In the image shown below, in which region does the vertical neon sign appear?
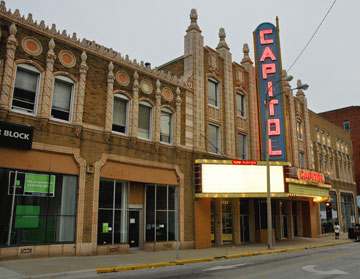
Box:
[254,22,287,161]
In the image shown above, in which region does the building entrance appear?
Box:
[240,215,250,242]
[129,209,141,248]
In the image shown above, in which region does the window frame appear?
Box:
[50,75,75,123]
[299,151,306,169]
[208,123,220,154]
[296,119,303,141]
[237,133,248,159]
[138,101,153,141]
[236,92,246,118]
[112,94,130,135]
[11,64,41,115]
[160,108,173,145]
[207,78,219,108]
[343,120,350,132]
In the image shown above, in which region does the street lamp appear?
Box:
[265,76,309,250]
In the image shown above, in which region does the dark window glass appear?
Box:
[113,96,128,133]
[97,209,112,245]
[156,211,167,241]
[156,186,167,210]
[99,180,114,209]
[168,211,175,241]
[168,187,175,210]
[240,199,249,215]
[208,79,218,107]
[146,186,155,241]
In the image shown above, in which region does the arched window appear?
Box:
[160,108,173,144]
[138,101,152,140]
[51,75,75,122]
[112,94,129,134]
[12,64,41,115]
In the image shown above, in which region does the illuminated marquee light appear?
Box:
[297,169,325,184]
[254,22,287,161]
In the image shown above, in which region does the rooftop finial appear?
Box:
[241,43,252,64]
[188,9,200,30]
[9,23,17,36]
[217,28,228,49]
[296,79,305,97]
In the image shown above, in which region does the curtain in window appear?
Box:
[52,80,72,111]
[138,104,151,139]
[160,111,172,143]
[113,98,127,126]
[209,124,219,154]
[15,69,38,92]
[57,175,77,242]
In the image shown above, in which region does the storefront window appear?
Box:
[0,168,77,246]
[341,192,355,233]
[222,200,233,242]
[97,179,129,245]
[320,192,338,233]
[145,185,177,242]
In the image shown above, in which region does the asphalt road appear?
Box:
[93,242,360,279]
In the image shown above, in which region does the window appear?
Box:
[343,121,350,132]
[208,123,220,154]
[160,108,173,144]
[208,79,219,107]
[51,76,74,122]
[0,168,77,246]
[296,120,303,140]
[299,152,305,169]
[97,179,129,245]
[11,64,40,114]
[236,92,246,118]
[138,102,152,140]
[145,185,177,242]
[238,133,248,159]
[113,94,129,134]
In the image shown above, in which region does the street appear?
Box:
[94,243,360,279]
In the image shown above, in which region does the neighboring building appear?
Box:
[309,111,357,234]
[0,3,356,260]
[318,107,360,195]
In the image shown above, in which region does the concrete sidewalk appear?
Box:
[0,234,353,278]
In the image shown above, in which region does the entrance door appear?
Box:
[129,210,140,248]
[240,215,250,242]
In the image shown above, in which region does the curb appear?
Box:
[96,240,353,274]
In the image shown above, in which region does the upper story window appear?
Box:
[236,92,246,118]
[296,120,303,141]
[112,94,129,134]
[343,120,350,132]
[208,79,219,107]
[11,64,40,115]
[160,108,173,144]
[138,101,152,140]
[51,76,74,122]
[299,152,306,169]
[237,133,248,159]
[208,123,220,154]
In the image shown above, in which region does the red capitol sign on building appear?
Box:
[297,169,325,184]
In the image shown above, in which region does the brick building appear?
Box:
[318,107,360,196]
[0,3,356,260]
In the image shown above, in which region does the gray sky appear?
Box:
[7,0,359,113]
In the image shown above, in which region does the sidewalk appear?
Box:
[0,234,353,278]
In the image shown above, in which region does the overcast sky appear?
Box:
[7,0,359,113]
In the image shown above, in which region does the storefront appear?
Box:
[194,160,331,248]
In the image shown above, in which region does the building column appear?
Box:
[232,199,241,244]
[0,23,18,118]
[130,71,139,138]
[194,198,211,249]
[287,201,294,239]
[297,201,303,236]
[38,39,56,122]
[175,87,182,147]
[275,200,281,240]
[154,80,161,143]
[74,51,88,134]
[104,62,115,135]
[214,199,223,246]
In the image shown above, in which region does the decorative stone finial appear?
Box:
[81,51,87,63]
[188,9,200,30]
[108,61,114,72]
[241,43,252,64]
[282,70,291,89]
[133,71,139,81]
[156,79,161,89]
[9,23,17,36]
[217,27,228,49]
[296,79,305,97]
[0,1,6,13]
[48,38,55,51]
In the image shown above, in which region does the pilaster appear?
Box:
[74,51,88,129]
[154,79,161,143]
[104,62,115,134]
[175,87,182,146]
[216,28,235,157]
[130,71,139,138]
[0,23,18,118]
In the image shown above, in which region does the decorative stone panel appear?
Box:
[58,50,76,68]
[116,71,130,86]
[162,87,173,102]
[21,36,42,56]
[208,106,221,122]
[140,79,153,94]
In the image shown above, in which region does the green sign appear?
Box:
[102,223,109,233]
[24,173,55,196]
[14,205,40,229]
